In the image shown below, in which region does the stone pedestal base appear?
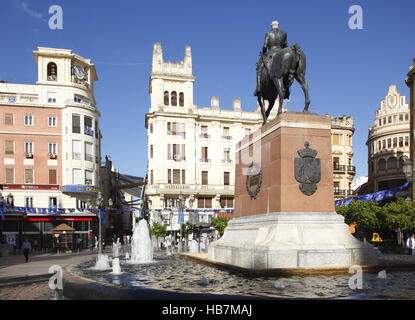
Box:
[208,212,378,270]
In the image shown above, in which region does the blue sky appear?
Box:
[1,0,414,180]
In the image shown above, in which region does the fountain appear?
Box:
[189,240,199,253]
[92,254,110,270]
[125,252,130,260]
[112,238,121,258]
[130,219,153,264]
[111,258,122,275]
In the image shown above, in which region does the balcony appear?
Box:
[85,153,94,162]
[347,165,356,172]
[222,159,233,164]
[199,133,210,139]
[333,164,346,171]
[146,183,234,195]
[334,189,346,195]
[200,158,211,163]
[72,152,82,160]
[222,135,232,140]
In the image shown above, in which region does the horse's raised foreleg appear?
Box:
[265,97,276,119]
[295,73,310,112]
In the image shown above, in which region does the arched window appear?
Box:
[179,92,184,107]
[171,91,177,106]
[164,91,169,106]
[47,62,57,81]
[399,157,405,169]
[387,157,397,169]
[378,158,386,170]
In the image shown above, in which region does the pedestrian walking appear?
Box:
[94,236,98,249]
[406,234,415,255]
[76,236,81,253]
[22,238,32,263]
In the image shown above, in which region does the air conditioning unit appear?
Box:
[25,152,33,158]
[49,153,57,159]
[174,154,181,161]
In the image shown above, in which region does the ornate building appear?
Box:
[144,43,356,234]
[365,85,410,193]
[0,47,102,248]
[331,115,356,200]
[406,58,415,199]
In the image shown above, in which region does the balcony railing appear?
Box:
[85,153,94,162]
[334,189,346,195]
[200,158,211,163]
[199,133,210,139]
[222,135,232,140]
[72,152,81,160]
[146,183,234,195]
[347,165,356,172]
[222,159,233,164]
[333,164,346,171]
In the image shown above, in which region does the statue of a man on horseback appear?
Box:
[255,21,311,126]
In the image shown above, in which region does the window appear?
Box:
[49,197,57,208]
[47,92,56,103]
[378,119,382,126]
[378,158,386,170]
[378,141,381,150]
[167,169,171,184]
[405,114,409,121]
[47,62,57,81]
[77,199,87,209]
[95,120,98,139]
[387,138,392,148]
[164,91,169,105]
[387,157,397,169]
[388,116,392,124]
[220,196,233,208]
[72,114,81,133]
[24,168,34,184]
[198,197,212,208]
[4,113,13,125]
[150,123,153,133]
[168,144,185,160]
[48,142,57,155]
[84,116,93,136]
[5,168,14,184]
[72,168,82,184]
[85,170,93,185]
[201,125,208,138]
[5,141,14,154]
[382,139,386,149]
[85,142,93,161]
[24,142,34,154]
[399,137,404,148]
[25,197,34,208]
[72,140,81,160]
[201,147,208,162]
[405,136,409,147]
[179,92,184,106]
[223,127,230,137]
[202,171,208,185]
[223,148,231,162]
[399,114,404,122]
[48,116,57,127]
[49,169,57,185]
[171,91,177,106]
[333,181,340,193]
[182,169,185,185]
[173,169,181,184]
[224,172,230,186]
[383,118,386,125]
[245,128,251,136]
[24,115,33,126]
[332,134,341,145]
[150,170,153,184]
[150,145,153,158]
[393,137,398,148]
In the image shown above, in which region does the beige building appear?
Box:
[144,43,356,232]
[331,114,356,200]
[365,85,410,193]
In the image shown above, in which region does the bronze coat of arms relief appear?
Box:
[246,162,262,199]
[294,142,321,196]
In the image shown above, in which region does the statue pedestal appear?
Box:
[208,113,378,270]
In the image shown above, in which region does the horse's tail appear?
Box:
[292,43,306,74]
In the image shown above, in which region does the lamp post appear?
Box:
[167,198,173,250]
[88,192,104,256]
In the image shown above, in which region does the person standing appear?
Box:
[22,238,32,263]
[76,236,81,253]
[406,234,415,255]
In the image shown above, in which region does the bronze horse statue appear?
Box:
[257,43,310,126]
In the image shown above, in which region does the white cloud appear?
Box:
[19,1,47,23]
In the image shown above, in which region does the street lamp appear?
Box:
[88,192,104,256]
[6,193,13,206]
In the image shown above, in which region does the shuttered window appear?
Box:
[5,168,14,184]
[24,168,34,184]
[4,113,13,125]
[173,169,181,184]
[202,171,208,185]
[49,169,57,185]
[224,172,230,186]
[5,141,14,154]
[198,197,212,208]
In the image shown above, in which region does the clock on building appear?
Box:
[73,64,86,81]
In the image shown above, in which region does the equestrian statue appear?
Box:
[254,21,310,126]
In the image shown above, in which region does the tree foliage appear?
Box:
[211,216,230,237]
[150,222,167,239]
[336,198,415,238]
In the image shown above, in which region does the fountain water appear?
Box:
[189,240,199,253]
[92,254,111,270]
[130,219,153,264]
[125,252,130,260]
[113,239,121,258]
[111,257,122,275]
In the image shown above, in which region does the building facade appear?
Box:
[406,58,415,199]
[331,114,356,200]
[365,84,410,193]
[0,47,102,249]
[144,43,357,234]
